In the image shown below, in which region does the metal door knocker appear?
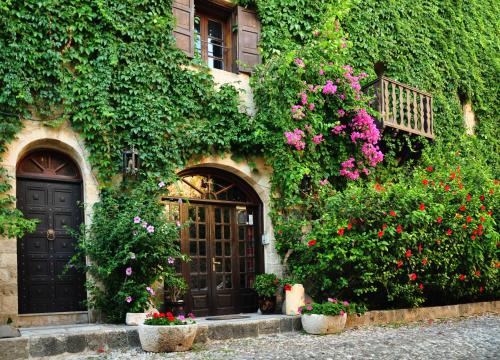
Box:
[47,229,55,241]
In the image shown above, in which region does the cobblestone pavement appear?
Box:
[60,315,499,360]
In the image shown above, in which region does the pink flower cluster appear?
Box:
[291,105,305,120]
[339,158,360,180]
[285,129,306,150]
[322,80,337,95]
[294,58,305,68]
[350,109,380,144]
[342,65,367,93]
[312,134,324,144]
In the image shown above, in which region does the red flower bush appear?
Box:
[409,273,417,281]
[308,239,317,247]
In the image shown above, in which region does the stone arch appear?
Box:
[181,155,282,275]
[0,120,98,323]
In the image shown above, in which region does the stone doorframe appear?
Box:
[0,120,99,325]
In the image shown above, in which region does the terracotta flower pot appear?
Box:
[258,296,276,314]
[138,323,198,352]
[301,313,347,334]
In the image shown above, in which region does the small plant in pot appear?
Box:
[139,311,197,352]
[164,272,189,316]
[300,298,365,335]
[252,274,280,314]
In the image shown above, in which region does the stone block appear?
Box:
[194,324,209,344]
[65,334,87,353]
[279,317,293,333]
[207,324,233,340]
[258,319,280,335]
[0,325,21,338]
[1,295,18,314]
[291,316,302,331]
[231,322,258,339]
[29,335,66,357]
[85,332,107,352]
[105,330,128,349]
[126,329,141,348]
[0,337,28,360]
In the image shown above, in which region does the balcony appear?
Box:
[363,76,434,139]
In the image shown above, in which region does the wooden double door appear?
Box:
[178,202,259,316]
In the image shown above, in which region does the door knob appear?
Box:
[212,259,221,271]
[47,229,55,241]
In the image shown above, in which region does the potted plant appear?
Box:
[164,272,189,316]
[139,311,197,352]
[252,274,280,314]
[125,285,160,326]
[299,298,363,334]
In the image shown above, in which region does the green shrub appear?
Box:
[299,299,365,316]
[73,180,183,322]
[252,273,280,297]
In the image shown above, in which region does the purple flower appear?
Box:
[188,312,196,319]
[158,181,165,188]
[175,220,181,227]
[306,305,313,311]
[337,109,345,118]
[177,314,185,321]
[327,297,334,303]
[319,69,324,76]
[319,179,329,186]
[343,301,350,306]
[322,80,337,95]
[133,216,141,224]
[308,103,315,111]
[126,267,132,276]
[126,296,133,303]
[147,225,155,233]
[332,125,346,135]
[141,221,148,228]
[294,58,305,68]
[146,287,155,296]
[168,256,175,265]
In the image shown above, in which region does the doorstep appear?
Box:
[0,313,302,360]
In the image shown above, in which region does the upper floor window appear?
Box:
[172,0,261,74]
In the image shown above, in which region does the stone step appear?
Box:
[0,314,302,360]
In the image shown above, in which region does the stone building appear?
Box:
[0,0,282,326]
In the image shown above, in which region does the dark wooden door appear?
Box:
[16,179,86,313]
[183,203,257,316]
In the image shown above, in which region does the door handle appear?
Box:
[212,259,221,272]
[47,229,55,241]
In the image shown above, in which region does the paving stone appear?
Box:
[29,335,66,357]
[105,330,129,349]
[0,337,28,360]
[85,332,107,352]
[207,324,233,340]
[193,325,209,344]
[55,315,500,360]
[279,317,293,332]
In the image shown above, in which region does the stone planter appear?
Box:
[284,284,305,315]
[301,313,347,335]
[138,323,198,352]
[125,312,146,326]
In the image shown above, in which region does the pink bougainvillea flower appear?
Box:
[147,225,155,233]
[319,69,324,75]
[419,203,425,211]
[308,103,315,111]
[312,134,324,144]
[126,267,132,276]
[177,314,185,321]
[409,273,417,281]
[340,310,345,316]
[331,124,346,135]
[343,301,349,306]
[306,305,313,311]
[337,109,345,117]
[126,296,133,303]
[322,80,337,95]
[327,297,335,303]
[319,179,329,186]
[168,256,175,265]
[133,216,141,224]
[307,239,317,247]
[188,312,196,319]
[293,58,305,68]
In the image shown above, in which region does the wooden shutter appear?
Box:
[172,0,194,57]
[236,6,261,73]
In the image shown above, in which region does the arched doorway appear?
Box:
[164,167,263,316]
[16,149,86,314]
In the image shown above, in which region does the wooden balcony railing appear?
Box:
[363,76,434,139]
